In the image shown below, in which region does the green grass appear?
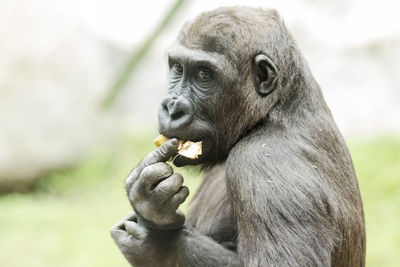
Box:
[350,136,400,266]
[0,134,399,267]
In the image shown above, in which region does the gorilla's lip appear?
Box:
[172,153,202,167]
[158,131,204,144]
[158,117,213,144]
[157,131,206,165]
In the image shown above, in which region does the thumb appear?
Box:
[126,138,178,189]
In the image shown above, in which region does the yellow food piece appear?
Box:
[153,135,170,147]
[153,135,184,149]
[153,135,202,159]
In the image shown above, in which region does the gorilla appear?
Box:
[111,7,365,267]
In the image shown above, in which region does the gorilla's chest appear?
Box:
[186,166,237,249]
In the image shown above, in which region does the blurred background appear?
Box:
[0,0,399,266]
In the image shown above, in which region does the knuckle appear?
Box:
[129,193,137,204]
[181,186,189,196]
[140,164,174,186]
[134,202,148,214]
[141,156,153,167]
[125,169,139,189]
[173,173,184,184]
[157,183,174,194]
[156,178,181,194]
[158,140,177,155]
[125,178,132,190]
[128,184,137,197]
[141,163,172,178]
[110,228,119,240]
[172,194,185,204]
[158,144,170,155]
[172,187,189,203]
[129,188,142,205]
[131,197,141,210]
[154,162,174,175]
[140,165,154,178]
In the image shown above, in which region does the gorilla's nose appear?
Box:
[159,95,194,129]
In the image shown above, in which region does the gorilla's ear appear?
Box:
[253,54,278,96]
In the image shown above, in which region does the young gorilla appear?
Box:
[111,7,365,267]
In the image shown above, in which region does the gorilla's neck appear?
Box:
[269,56,331,125]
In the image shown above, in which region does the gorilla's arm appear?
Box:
[111,214,242,267]
[175,225,242,266]
[226,130,338,266]
[111,139,242,267]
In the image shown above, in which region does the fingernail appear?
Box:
[170,138,178,145]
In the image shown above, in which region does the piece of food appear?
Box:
[153,135,202,159]
[153,135,170,147]
[177,140,202,159]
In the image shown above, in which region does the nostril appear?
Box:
[159,95,194,128]
[162,102,168,112]
[170,98,192,120]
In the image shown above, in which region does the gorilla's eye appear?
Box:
[197,68,212,81]
[172,62,183,74]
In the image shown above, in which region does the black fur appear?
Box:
[111,6,365,266]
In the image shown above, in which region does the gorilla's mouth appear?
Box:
[159,129,204,143]
[172,153,202,167]
[159,133,208,167]
[158,117,215,166]
[158,132,204,144]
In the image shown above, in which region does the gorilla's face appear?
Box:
[158,19,278,168]
[158,45,221,167]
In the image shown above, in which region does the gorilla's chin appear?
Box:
[172,155,202,167]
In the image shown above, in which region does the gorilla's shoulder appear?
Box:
[226,127,320,182]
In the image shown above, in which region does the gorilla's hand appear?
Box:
[125,139,190,230]
[110,212,154,266]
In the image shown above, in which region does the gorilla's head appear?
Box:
[158,7,308,167]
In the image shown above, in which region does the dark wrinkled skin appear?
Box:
[111,6,365,267]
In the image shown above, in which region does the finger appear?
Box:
[176,209,185,220]
[126,138,178,189]
[112,212,137,227]
[153,173,184,201]
[168,186,190,209]
[125,167,141,192]
[142,138,179,166]
[109,211,137,235]
[110,228,129,241]
[137,163,174,193]
[111,217,128,231]
[124,221,147,239]
[124,212,137,222]
[110,223,129,241]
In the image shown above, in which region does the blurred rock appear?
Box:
[0,0,123,193]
